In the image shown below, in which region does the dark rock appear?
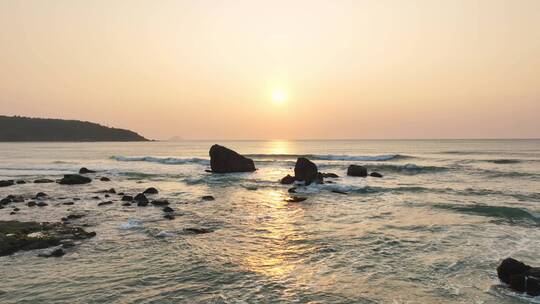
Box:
[294,158,319,185]
[183,227,213,234]
[280,174,296,185]
[370,172,383,178]
[58,174,91,185]
[13,208,20,212]
[35,192,47,199]
[143,187,158,194]
[27,201,36,207]
[321,172,339,178]
[288,187,297,193]
[209,144,256,173]
[202,195,215,201]
[497,258,540,296]
[97,188,116,194]
[61,241,75,248]
[91,196,100,200]
[104,194,110,198]
[121,195,133,201]
[163,214,175,220]
[62,202,74,205]
[100,177,111,182]
[0,198,11,205]
[285,196,307,203]
[11,196,24,203]
[117,192,125,196]
[122,202,131,206]
[37,202,48,207]
[66,214,85,220]
[162,207,174,213]
[16,180,26,184]
[98,201,113,206]
[73,198,81,201]
[79,167,96,174]
[151,199,169,206]
[0,180,14,187]
[331,189,348,195]
[38,248,65,258]
[134,193,148,203]
[10,211,16,215]
[34,179,54,184]
[347,165,368,177]
[137,201,148,207]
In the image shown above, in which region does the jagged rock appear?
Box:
[280,174,296,184]
[497,258,540,296]
[347,165,368,177]
[143,187,158,194]
[202,195,215,201]
[370,172,383,178]
[58,174,91,185]
[0,180,14,187]
[79,167,96,174]
[34,179,54,184]
[209,144,256,173]
[294,158,320,185]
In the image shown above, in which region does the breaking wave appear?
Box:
[112,156,209,165]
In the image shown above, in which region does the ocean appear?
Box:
[1,140,539,303]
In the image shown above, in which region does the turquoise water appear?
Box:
[1,140,539,303]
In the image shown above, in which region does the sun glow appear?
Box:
[271,89,287,105]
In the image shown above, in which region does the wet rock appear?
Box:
[370,172,383,178]
[294,157,319,185]
[143,187,158,194]
[151,199,169,206]
[321,172,339,178]
[27,201,36,207]
[280,174,296,185]
[122,202,131,206]
[62,202,74,205]
[331,189,348,195]
[97,188,116,194]
[497,258,540,296]
[35,192,47,199]
[61,241,75,248]
[100,177,111,182]
[288,187,297,193]
[162,206,174,213]
[117,192,125,196]
[0,180,14,187]
[10,211,16,215]
[285,196,307,203]
[66,213,85,220]
[34,179,54,184]
[13,208,20,212]
[209,144,256,173]
[0,220,96,256]
[16,180,26,184]
[183,227,213,234]
[98,201,113,206]
[38,248,65,258]
[91,196,100,200]
[202,195,215,201]
[73,198,81,201]
[37,202,48,207]
[104,194,110,198]
[11,196,24,203]
[0,198,11,205]
[121,195,133,201]
[79,167,96,174]
[163,214,175,220]
[137,201,148,207]
[58,174,91,185]
[134,193,148,203]
[347,165,368,177]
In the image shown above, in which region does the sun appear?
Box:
[271,89,287,105]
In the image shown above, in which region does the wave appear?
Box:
[246,153,408,161]
[432,203,540,225]
[484,159,522,164]
[363,163,449,174]
[112,155,209,165]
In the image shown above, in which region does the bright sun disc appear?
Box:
[272,90,286,105]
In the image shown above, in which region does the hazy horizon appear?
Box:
[1,0,539,140]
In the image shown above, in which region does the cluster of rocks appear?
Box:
[0,167,112,189]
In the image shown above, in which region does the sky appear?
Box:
[1,0,539,140]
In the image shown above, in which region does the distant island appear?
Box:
[0,115,148,142]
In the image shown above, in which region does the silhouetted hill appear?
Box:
[0,116,148,142]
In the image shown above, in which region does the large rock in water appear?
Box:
[209,144,256,173]
[347,165,368,177]
[294,157,319,185]
[58,174,92,185]
[497,257,540,296]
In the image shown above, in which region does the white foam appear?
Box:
[312,154,400,161]
[119,218,143,229]
[156,231,175,238]
[112,156,209,165]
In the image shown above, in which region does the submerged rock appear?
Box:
[285,196,307,203]
[58,174,91,185]
[38,247,65,258]
[163,214,175,220]
[27,201,36,207]
[100,177,111,182]
[62,202,74,205]
[162,206,174,213]
[347,165,368,177]
[121,195,133,201]
[209,144,256,173]
[497,257,540,296]
[37,202,48,207]
[143,187,158,194]
[16,180,26,184]
[280,174,296,185]
[79,167,96,174]
[34,179,54,184]
[134,193,148,203]
[294,157,320,185]
[97,201,113,206]
[183,227,213,234]
[370,172,383,178]
[35,192,48,199]
[0,180,14,187]
[321,172,339,178]
[151,199,169,206]
[202,195,215,201]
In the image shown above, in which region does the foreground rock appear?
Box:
[58,174,92,185]
[0,220,96,256]
[497,257,540,296]
[347,165,368,177]
[209,144,256,173]
[294,157,320,185]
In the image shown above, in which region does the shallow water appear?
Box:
[1,140,540,303]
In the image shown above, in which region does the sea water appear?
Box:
[0,140,539,303]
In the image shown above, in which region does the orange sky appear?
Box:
[1,0,539,140]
